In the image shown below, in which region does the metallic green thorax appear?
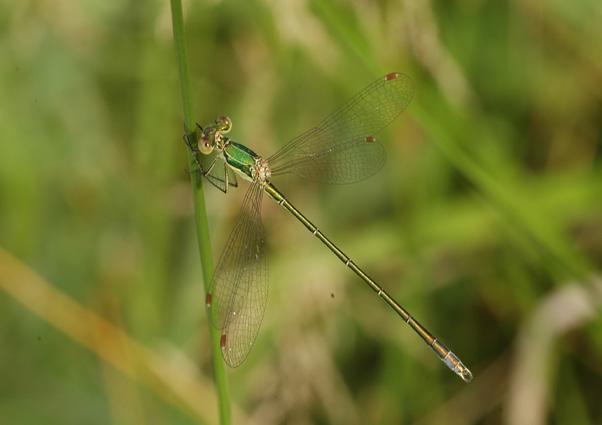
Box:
[223,140,260,181]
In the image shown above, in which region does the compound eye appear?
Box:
[217,116,232,134]
[198,136,214,155]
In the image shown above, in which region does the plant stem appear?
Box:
[169,1,231,424]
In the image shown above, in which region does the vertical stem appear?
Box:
[169,1,231,424]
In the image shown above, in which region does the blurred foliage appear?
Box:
[1,0,601,424]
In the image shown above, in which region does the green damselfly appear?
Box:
[184,73,473,382]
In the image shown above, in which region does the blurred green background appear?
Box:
[1,0,601,424]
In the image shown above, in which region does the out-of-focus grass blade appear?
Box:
[412,100,594,283]
[0,247,230,425]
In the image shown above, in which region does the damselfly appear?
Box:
[184,73,473,382]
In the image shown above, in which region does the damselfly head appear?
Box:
[197,116,233,155]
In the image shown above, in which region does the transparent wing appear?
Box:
[195,153,238,193]
[206,182,267,367]
[268,72,413,184]
[204,164,238,193]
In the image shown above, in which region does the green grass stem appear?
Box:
[169,1,231,423]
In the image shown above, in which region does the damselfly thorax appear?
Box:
[192,116,272,185]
